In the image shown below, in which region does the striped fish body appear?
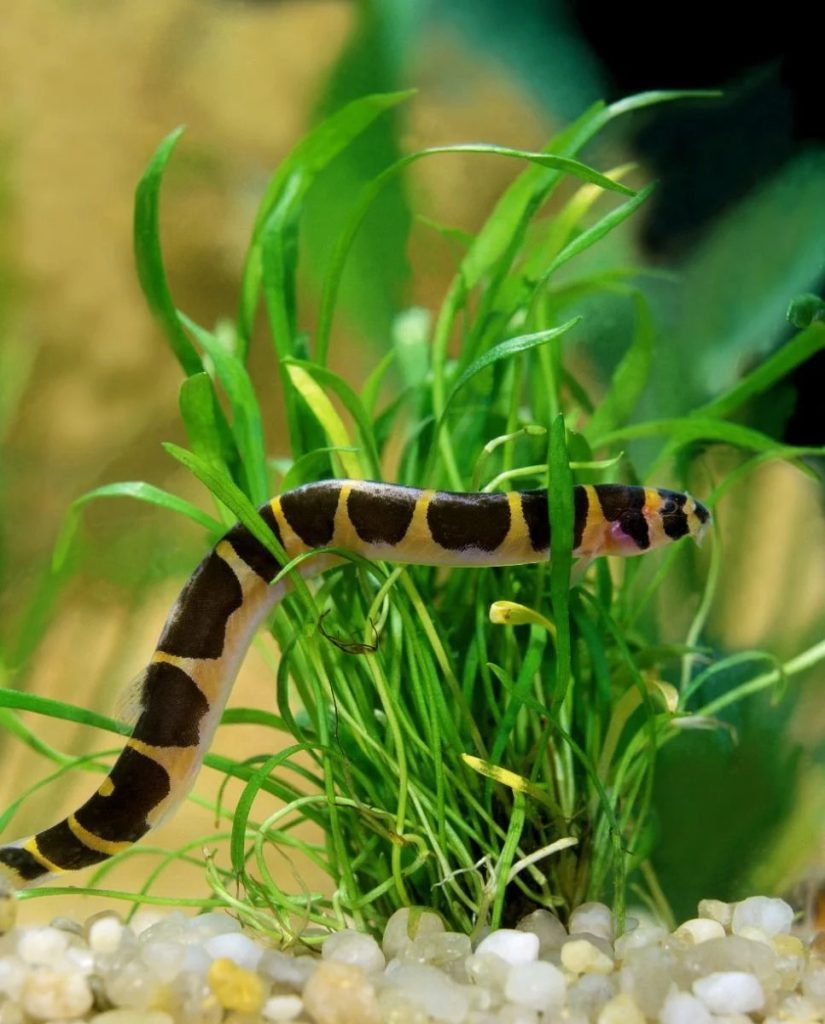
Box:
[0,481,709,890]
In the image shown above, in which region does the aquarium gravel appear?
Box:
[0,895,823,1022]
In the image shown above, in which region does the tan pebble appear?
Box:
[262,993,304,1021]
[207,957,266,1014]
[674,918,726,944]
[735,925,772,946]
[91,1011,175,1024]
[21,967,93,1021]
[596,991,646,1024]
[561,938,614,975]
[302,960,381,1024]
[698,899,733,928]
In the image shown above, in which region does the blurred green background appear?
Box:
[0,0,823,922]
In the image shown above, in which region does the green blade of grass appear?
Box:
[238,90,414,355]
[585,291,654,441]
[52,482,223,573]
[689,321,825,422]
[179,372,243,480]
[283,359,381,478]
[178,313,269,504]
[133,126,202,377]
[440,319,581,424]
[548,415,574,704]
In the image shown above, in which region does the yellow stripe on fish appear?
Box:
[0,481,710,890]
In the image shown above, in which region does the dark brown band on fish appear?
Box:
[223,503,283,581]
[348,486,417,545]
[34,821,110,871]
[0,846,48,882]
[132,662,208,748]
[281,483,341,548]
[428,492,510,551]
[158,552,244,660]
[74,747,170,844]
[521,491,550,552]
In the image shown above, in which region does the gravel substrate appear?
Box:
[0,895,822,1023]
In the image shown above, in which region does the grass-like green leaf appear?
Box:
[238,91,414,355]
[52,482,222,573]
[133,126,202,377]
[178,314,269,504]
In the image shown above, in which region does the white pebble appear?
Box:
[615,925,667,959]
[17,926,71,966]
[382,907,444,960]
[202,931,263,970]
[303,960,381,1024]
[0,956,25,1001]
[516,909,567,958]
[21,966,93,1021]
[139,939,187,982]
[258,949,317,990]
[692,971,765,1014]
[673,918,726,944]
[88,915,126,955]
[731,896,794,937]
[504,960,566,1012]
[380,963,469,1023]
[698,898,733,928]
[802,962,825,1007]
[465,951,510,991]
[619,946,678,1018]
[404,931,472,967]
[186,912,242,943]
[682,935,776,984]
[659,989,714,1024]
[104,958,158,1010]
[567,973,615,1019]
[569,902,614,943]
[261,993,304,1021]
[322,929,385,974]
[561,936,614,974]
[476,929,539,965]
[137,912,189,945]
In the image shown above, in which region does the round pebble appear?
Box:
[21,966,93,1021]
[561,936,614,975]
[660,989,714,1024]
[674,917,726,944]
[382,907,444,960]
[568,902,614,943]
[503,960,566,1012]
[475,929,539,965]
[381,963,470,1023]
[731,896,794,938]
[323,929,386,973]
[596,991,646,1024]
[303,959,381,1024]
[261,993,304,1021]
[692,970,765,1014]
[207,957,265,1014]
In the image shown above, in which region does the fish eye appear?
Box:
[659,498,678,515]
